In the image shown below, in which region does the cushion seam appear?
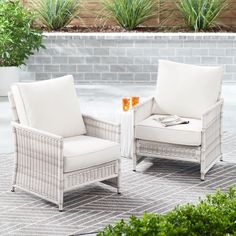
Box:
[135,135,201,146]
[64,145,119,158]
[17,86,30,125]
[136,124,201,133]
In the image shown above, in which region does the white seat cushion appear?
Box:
[135,115,202,146]
[64,135,120,173]
[154,60,223,119]
[11,75,86,138]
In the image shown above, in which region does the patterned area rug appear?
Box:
[0,131,235,236]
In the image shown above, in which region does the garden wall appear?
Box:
[23,33,236,84]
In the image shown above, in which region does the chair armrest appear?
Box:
[12,122,64,203]
[83,115,121,143]
[201,99,224,130]
[12,122,63,172]
[132,96,155,125]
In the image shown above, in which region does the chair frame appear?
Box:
[132,97,224,181]
[9,94,121,211]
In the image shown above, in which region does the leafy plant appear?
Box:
[100,0,160,30]
[98,188,236,235]
[31,0,81,30]
[0,0,44,67]
[175,0,228,31]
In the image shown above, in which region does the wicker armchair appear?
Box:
[132,60,224,181]
[8,76,121,211]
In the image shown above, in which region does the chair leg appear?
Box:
[133,153,137,171]
[11,163,17,193]
[117,159,121,194]
[117,174,121,194]
[220,155,223,161]
[117,187,121,194]
[59,204,63,212]
[201,172,205,181]
[59,194,63,212]
[200,149,206,181]
[220,133,223,161]
[58,189,64,212]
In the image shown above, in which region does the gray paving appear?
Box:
[0,84,236,236]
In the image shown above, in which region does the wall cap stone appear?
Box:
[44,32,236,40]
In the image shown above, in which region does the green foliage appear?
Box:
[100,0,160,30]
[175,0,228,31]
[98,188,236,236]
[31,0,81,30]
[0,0,44,67]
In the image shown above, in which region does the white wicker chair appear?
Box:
[132,60,224,181]
[8,76,121,211]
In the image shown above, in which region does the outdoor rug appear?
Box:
[0,131,235,236]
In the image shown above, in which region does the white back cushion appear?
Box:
[12,75,86,137]
[154,60,223,119]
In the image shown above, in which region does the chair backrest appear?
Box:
[8,91,19,123]
[153,60,223,119]
[9,75,86,137]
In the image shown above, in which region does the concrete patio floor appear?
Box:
[0,84,236,235]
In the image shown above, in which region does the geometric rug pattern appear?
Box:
[0,131,235,236]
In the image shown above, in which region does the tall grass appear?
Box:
[176,0,228,31]
[101,0,160,30]
[31,0,81,30]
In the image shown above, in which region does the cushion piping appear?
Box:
[17,85,30,125]
[64,145,120,158]
[136,124,201,133]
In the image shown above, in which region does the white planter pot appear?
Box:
[0,67,19,96]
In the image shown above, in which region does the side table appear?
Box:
[120,110,134,158]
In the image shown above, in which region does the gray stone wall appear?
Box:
[22,33,236,84]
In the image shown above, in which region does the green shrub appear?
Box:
[98,188,236,235]
[31,0,81,30]
[100,0,160,30]
[175,0,228,31]
[0,0,44,67]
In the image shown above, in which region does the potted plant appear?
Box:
[0,0,44,96]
